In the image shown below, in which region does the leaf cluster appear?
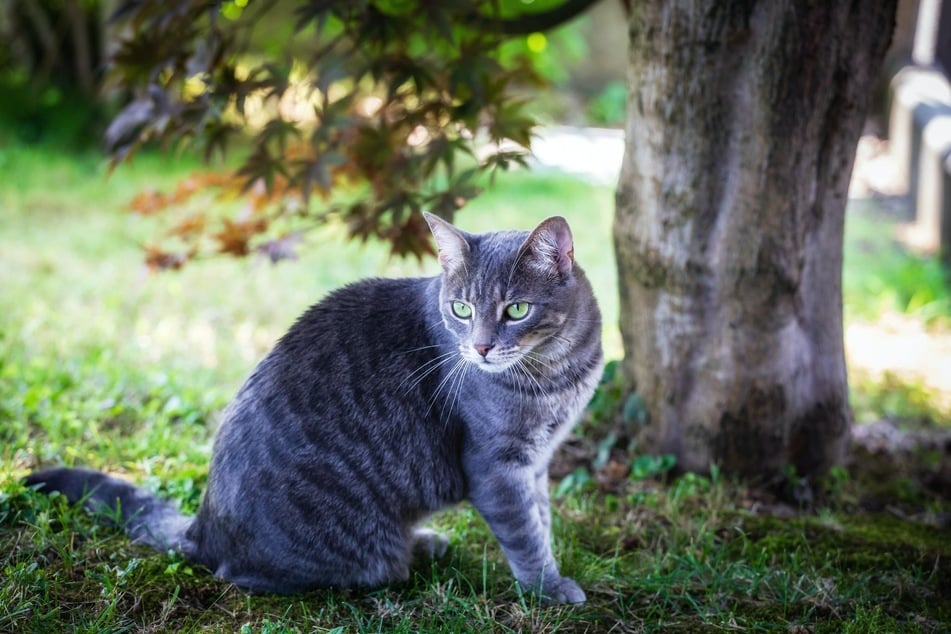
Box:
[105,0,562,267]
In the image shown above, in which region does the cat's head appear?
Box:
[424,212,578,374]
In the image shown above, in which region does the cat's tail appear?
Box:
[24,467,195,554]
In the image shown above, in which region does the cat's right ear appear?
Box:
[423,212,470,273]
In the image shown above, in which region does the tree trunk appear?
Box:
[614,1,897,478]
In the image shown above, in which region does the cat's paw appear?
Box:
[411,528,450,560]
[532,576,587,605]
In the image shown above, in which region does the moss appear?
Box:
[727,512,951,629]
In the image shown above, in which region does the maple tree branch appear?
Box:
[466,0,605,35]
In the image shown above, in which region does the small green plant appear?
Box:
[585,360,624,427]
[629,453,677,481]
[553,467,593,499]
[820,465,852,503]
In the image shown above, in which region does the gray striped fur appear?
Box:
[25,214,603,603]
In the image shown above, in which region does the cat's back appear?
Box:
[217,274,458,471]
[282,275,436,346]
[272,276,455,416]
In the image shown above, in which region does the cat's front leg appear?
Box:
[468,466,585,604]
[534,466,552,539]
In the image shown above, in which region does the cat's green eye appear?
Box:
[505,302,531,320]
[451,301,473,319]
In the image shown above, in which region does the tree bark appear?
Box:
[614,1,897,478]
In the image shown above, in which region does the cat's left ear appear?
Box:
[423,212,470,273]
[521,216,574,279]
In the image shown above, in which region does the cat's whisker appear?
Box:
[523,350,558,373]
[521,359,545,399]
[443,360,470,427]
[526,364,543,401]
[400,352,456,392]
[426,356,466,418]
[510,361,528,407]
[527,348,556,361]
[411,358,460,396]
[518,355,541,377]
[394,343,444,356]
[510,358,541,404]
[400,351,459,393]
[439,358,462,418]
[543,333,575,349]
[522,354,561,384]
[440,357,468,417]
[511,361,528,402]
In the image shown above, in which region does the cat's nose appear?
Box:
[473,343,494,357]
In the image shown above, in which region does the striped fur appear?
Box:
[25,215,603,603]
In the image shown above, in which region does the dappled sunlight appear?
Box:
[130,313,281,378]
[133,316,219,368]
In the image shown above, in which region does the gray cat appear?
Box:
[25,213,603,604]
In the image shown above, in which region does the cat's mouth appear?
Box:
[472,359,510,373]
[461,347,521,374]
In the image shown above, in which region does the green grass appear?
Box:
[843,201,951,328]
[1,141,950,632]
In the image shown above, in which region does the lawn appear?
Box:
[1,141,950,632]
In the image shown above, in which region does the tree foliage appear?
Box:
[107,0,600,267]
